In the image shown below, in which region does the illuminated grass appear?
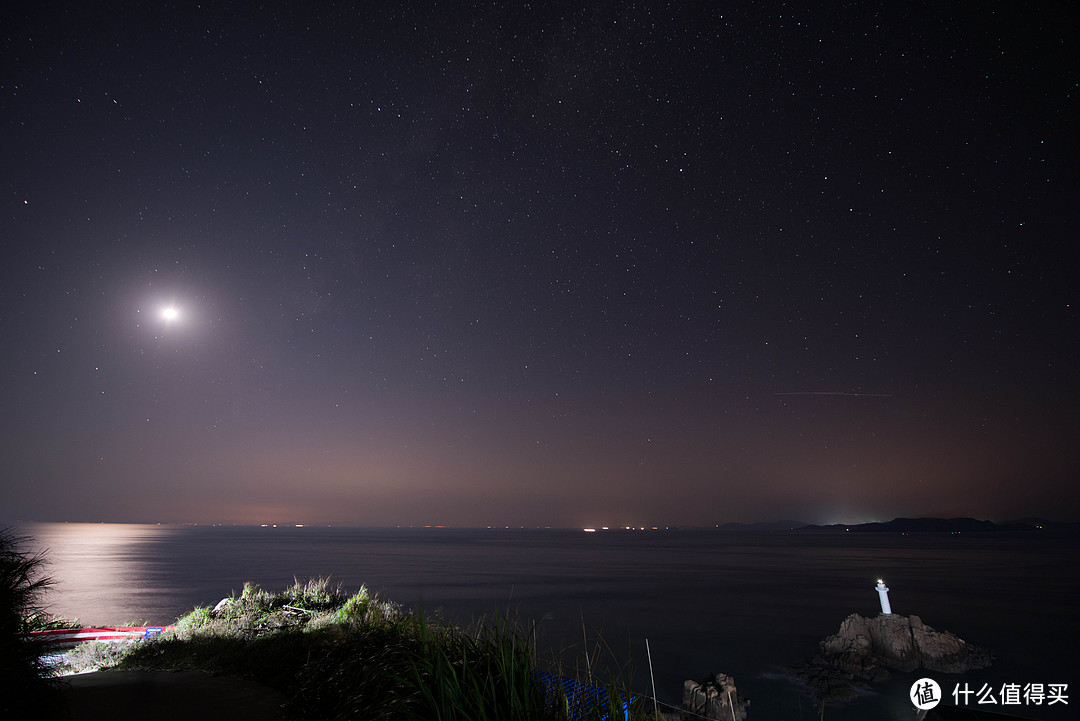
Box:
[67,577,647,720]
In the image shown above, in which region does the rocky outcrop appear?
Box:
[792,613,992,704]
[820,613,991,675]
[681,673,749,721]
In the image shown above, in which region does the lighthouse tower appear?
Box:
[875,579,892,615]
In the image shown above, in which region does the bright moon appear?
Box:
[161,307,180,322]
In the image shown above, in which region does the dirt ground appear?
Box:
[61,670,287,720]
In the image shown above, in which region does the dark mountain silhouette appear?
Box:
[796,517,1077,533]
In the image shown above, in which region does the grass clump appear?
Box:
[395,609,550,720]
[0,528,67,717]
[21,611,81,632]
[62,639,140,674]
[331,584,372,624]
[66,577,646,720]
[281,576,348,610]
[174,604,213,633]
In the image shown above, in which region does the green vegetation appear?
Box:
[0,528,67,717]
[61,577,645,720]
[21,611,81,632]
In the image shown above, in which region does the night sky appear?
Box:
[2,2,1077,527]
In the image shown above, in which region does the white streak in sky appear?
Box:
[774,392,893,397]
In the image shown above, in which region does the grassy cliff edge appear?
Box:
[58,578,643,721]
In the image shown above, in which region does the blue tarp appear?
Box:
[533,670,634,721]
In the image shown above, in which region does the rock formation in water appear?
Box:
[792,613,992,703]
[822,613,991,674]
[680,672,749,721]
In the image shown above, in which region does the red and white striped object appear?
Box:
[19,626,175,650]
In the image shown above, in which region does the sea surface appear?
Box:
[13,522,1078,720]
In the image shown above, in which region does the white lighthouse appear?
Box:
[875,579,892,615]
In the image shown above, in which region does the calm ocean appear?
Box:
[14,523,1078,720]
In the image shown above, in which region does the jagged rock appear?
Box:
[820,613,992,675]
[791,613,992,705]
[211,597,233,616]
[682,672,749,720]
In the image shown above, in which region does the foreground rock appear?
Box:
[679,673,749,721]
[792,613,992,704]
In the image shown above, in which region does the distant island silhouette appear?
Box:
[795,516,1078,533]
